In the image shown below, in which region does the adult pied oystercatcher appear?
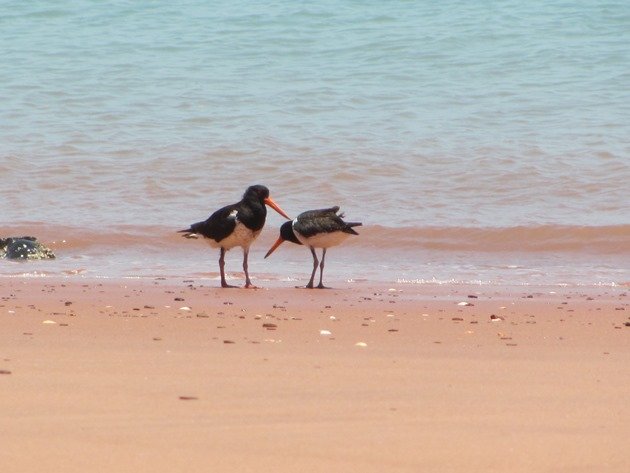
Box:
[179,185,290,288]
[264,206,362,288]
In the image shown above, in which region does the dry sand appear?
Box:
[1,277,629,472]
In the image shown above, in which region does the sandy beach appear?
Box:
[1,277,628,472]
[4,2,630,472]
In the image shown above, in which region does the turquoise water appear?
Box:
[1,1,629,283]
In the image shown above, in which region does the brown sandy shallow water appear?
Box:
[1,277,629,472]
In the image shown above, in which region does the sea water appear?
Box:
[1,1,629,285]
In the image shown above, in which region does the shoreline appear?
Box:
[2,277,629,472]
[2,222,628,287]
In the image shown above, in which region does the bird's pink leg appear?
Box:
[243,247,258,289]
[219,248,237,288]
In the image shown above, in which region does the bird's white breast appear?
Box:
[206,221,261,250]
[294,230,351,249]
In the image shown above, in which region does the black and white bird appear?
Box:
[179,185,290,288]
[264,206,362,288]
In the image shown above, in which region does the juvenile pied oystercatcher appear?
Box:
[264,206,362,288]
[179,185,290,288]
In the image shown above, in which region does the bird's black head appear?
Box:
[243,185,290,220]
[243,185,270,203]
[280,221,301,245]
[264,221,301,259]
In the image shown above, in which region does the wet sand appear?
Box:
[1,277,629,472]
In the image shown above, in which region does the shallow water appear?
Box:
[1,1,629,285]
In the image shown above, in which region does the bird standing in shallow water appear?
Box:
[265,206,362,288]
[179,185,290,288]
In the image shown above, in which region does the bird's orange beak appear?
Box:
[264,197,290,220]
[264,236,285,259]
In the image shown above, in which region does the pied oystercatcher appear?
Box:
[264,206,362,288]
[179,185,290,288]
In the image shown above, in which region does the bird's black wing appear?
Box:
[295,207,362,238]
[180,203,238,242]
[296,206,340,221]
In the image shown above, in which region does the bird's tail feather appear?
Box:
[178,228,199,239]
[345,222,362,235]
